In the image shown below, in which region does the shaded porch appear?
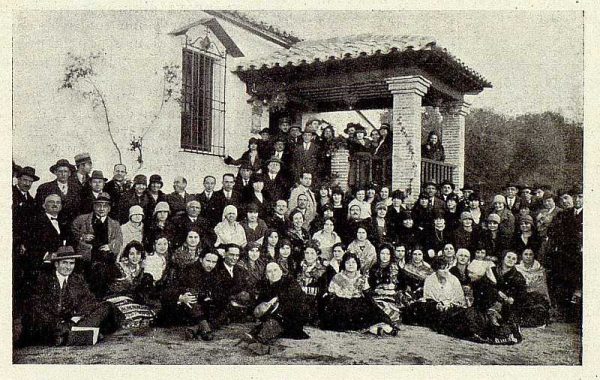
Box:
[235,34,491,195]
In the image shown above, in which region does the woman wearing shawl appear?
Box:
[346,226,377,274]
[398,245,433,304]
[369,243,402,324]
[515,248,550,327]
[214,205,247,248]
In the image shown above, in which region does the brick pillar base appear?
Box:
[386,76,431,197]
[441,101,470,189]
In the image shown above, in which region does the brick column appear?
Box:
[386,75,431,196]
[440,100,470,189]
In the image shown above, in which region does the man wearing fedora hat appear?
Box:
[263,156,289,203]
[70,152,93,194]
[79,170,108,215]
[22,245,114,346]
[291,125,320,183]
[13,166,39,252]
[35,159,81,225]
[72,192,123,297]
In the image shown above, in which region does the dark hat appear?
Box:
[418,192,430,200]
[569,184,583,196]
[74,152,92,165]
[423,179,437,188]
[17,166,40,181]
[259,128,271,135]
[50,159,76,174]
[266,156,283,165]
[520,183,532,191]
[380,123,391,130]
[273,137,287,144]
[13,161,22,176]
[322,203,334,212]
[149,174,163,185]
[468,192,482,201]
[460,183,474,191]
[89,170,108,182]
[133,174,148,186]
[400,210,413,221]
[303,125,317,135]
[440,179,455,189]
[344,122,357,134]
[248,137,259,145]
[250,173,265,183]
[278,116,291,125]
[391,190,406,200]
[49,245,81,261]
[354,124,366,133]
[289,124,301,131]
[505,182,520,189]
[93,192,111,203]
[239,161,254,171]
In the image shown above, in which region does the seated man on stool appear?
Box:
[22,246,115,346]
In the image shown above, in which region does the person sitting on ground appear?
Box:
[320,252,399,335]
[515,248,551,327]
[369,243,403,325]
[398,245,433,303]
[22,246,115,347]
[106,241,157,329]
[237,241,268,301]
[142,235,169,285]
[160,250,221,340]
[296,240,327,298]
[243,262,310,355]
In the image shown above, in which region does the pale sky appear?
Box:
[246,10,584,122]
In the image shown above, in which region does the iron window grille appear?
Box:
[180,46,226,156]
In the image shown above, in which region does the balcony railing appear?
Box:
[421,158,455,184]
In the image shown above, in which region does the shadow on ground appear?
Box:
[13,322,581,365]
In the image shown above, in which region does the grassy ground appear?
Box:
[13,322,581,365]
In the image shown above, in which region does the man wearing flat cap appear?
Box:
[117,174,153,225]
[21,246,114,346]
[36,159,82,225]
[70,152,93,194]
[72,192,123,297]
[79,170,108,215]
[504,182,522,214]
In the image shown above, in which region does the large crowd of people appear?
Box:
[12,117,583,355]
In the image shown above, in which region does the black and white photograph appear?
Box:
[6,2,591,372]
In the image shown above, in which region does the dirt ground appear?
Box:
[13,322,580,365]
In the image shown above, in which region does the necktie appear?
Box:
[304,143,309,150]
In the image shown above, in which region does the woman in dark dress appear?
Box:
[369,243,402,324]
[224,137,262,172]
[320,252,397,333]
[515,248,551,327]
[285,209,311,265]
[236,241,268,301]
[513,214,542,256]
[275,238,299,277]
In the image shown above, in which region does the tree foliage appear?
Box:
[465,108,582,195]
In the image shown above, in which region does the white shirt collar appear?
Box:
[224,263,234,277]
[55,271,69,288]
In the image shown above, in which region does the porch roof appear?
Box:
[234,34,492,95]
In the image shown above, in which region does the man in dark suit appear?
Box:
[263,157,289,203]
[71,192,123,297]
[170,200,214,250]
[166,176,196,218]
[504,182,522,214]
[161,250,221,340]
[213,173,243,217]
[436,179,455,204]
[69,152,93,195]
[197,175,221,229]
[79,170,108,215]
[21,246,114,346]
[212,244,250,327]
[13,166,39,252]
[423,180,446,211]
[266,200,289,236]
[291,126,320,184]
[104,164,130,220]
[35,159,81,225]
[234,162,254,201]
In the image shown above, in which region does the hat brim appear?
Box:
[18,173,40,181]
[90,177,109,182]
[50,163,76,174]
[50,254,82,261]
